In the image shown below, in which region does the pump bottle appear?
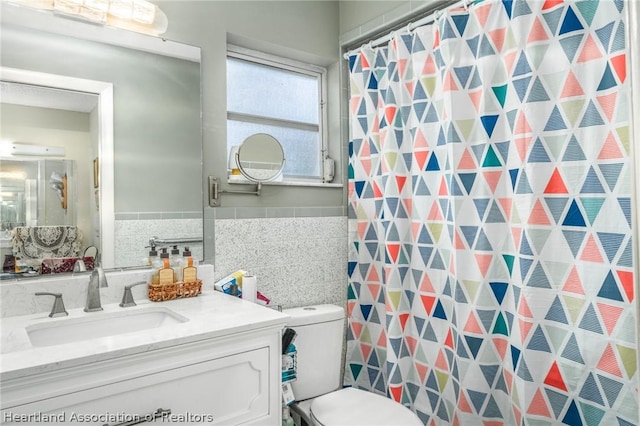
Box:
[143,243,158,267]
[152,247,171,284]
[180,246,198,283]
[170,245,181,281]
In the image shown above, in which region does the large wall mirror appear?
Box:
[0,4,203,279]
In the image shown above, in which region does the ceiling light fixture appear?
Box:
[9,143,66,157]
[0,172,27,180]
[4,0,167,35]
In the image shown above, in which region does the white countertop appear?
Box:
[0,290,289,381]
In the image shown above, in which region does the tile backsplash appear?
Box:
[1,214,348,317]
[114,215,203,268]
[0,264,215,318]
[214,215,348,309]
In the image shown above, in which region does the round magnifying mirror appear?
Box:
[236,133,285,182]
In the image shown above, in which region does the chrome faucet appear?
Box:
[85,266,108,312]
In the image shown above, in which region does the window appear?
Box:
[226,45,327,182]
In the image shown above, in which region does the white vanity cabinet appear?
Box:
[1,294,288,426]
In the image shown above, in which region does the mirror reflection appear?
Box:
[235,134,285,183]
[1,19,203,278]
[1,158,88,275]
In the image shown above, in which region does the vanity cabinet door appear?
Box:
[1,347,272,426]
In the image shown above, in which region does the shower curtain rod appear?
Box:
[342,0,471,60]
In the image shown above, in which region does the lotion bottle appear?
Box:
[180,246,198,283]
[143,243,158,267]
[157,248,175,284]
[151,247,168,285]
[170,245,182,281]
[182,246,199,267]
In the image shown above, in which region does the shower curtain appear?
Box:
[345,0,637,424]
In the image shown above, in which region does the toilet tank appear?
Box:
[283,304,345,401]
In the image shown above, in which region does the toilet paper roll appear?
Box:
[242,274,257,303]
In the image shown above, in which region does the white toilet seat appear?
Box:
[309,387,423,426]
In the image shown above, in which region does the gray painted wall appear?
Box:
[339,0,411,36]
[156,1,345,211]
[339,0,447,46]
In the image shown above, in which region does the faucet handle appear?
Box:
[119,281,148,308]
[35,292,69,318]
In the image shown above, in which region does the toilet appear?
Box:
[283,304,423,426]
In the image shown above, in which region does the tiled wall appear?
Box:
[114,212,203,268]
[212,211,348,310]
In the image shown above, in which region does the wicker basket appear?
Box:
[148,279,202,302]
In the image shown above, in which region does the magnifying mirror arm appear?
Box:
[222,182,262,196]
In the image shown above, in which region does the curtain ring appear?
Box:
[406,22,414,34]
[433,9,443,21]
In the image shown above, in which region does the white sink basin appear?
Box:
[26,307,189,347]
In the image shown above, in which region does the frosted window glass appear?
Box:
[227,57,319,124]
[228,119,321,178]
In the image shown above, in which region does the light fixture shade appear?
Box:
[108,0,132,19]
[53,0,82,14]
[84,0,109,12]
[131,0,155,24]
[10,143,66,157]
[107,3,165,35]
[7,0,54,10]
[79,5,107,22]
[0,172,27,180]
[54,0,82,5]
[7,0,167,35]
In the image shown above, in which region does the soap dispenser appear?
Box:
[170,245,181,281]
[143,241,158,267]
[152,247,171,285]
[182,246,198,267]
[157,248,175,284]
[180,246,198,283]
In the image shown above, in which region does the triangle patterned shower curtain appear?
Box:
[345,0,637,424]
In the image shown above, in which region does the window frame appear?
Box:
[226,44,329,183]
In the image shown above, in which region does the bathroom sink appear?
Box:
[26,307,189,347]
